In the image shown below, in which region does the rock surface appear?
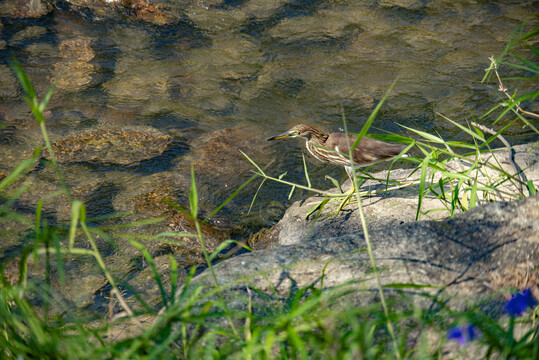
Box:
[166,193,539,343]
[167,143,539,312]
[43,128,173,165]
[161,141,539,347]
[52,38,95,90]
[253,143,539,248]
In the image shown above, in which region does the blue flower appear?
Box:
[447,324,477,346]
[503,288,538,317]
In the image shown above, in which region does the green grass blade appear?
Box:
[501,60,539,74]
[527,181,536,195]
[366,133,413,144]
[325,175,342,193]
[469,171,479,209]
[130,240,168,307]
[240,150,266,176]
[416,154,431,220]
[208,240,237,262]
[248,178,266,214]
[9,57,36,100]
[437,114,485,142]
[0,158,36,191]
[39,84,56,112]
[202,173,259,224]
[189,165,198,218]
[399,124,445,143]
[68,201,82,250]
[52,232,65,285]
[508,53,539,72]
[286,327,308,359]
[169,254,178,304]
[305,196,329,218]
[352,77,399,150]
[302,153,311,188]
[288,184,296,200]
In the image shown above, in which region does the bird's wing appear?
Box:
[327,134,406,165]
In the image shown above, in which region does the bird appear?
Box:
[267,124,409,189]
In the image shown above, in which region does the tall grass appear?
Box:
[1,26,538,359]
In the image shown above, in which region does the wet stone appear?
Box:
[22,42,56,59]
[179,127,273,209]
[54,272,108,309]
[111,171,234,269]
[60,0,171,25]
[166,212,232,268]
[103,55,174,113]
[0,123,20,145]
[268,6,366,44]
[247,227,278,251]
[10,25,47,44]
[122,254,187,311]
[183,2,247,34]
[173,34,265,114]
[124,0,168,25]
[52,38,95,90]
[43,128,173,166]
[113,172,186,223]
[25,178,109,221]
[11,0,52,18]
[2,256,43,287]
[379,0,425,10]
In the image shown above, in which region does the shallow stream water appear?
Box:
[0,0,537,314]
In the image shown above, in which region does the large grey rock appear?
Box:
[160,193,539,352]
[153,145,539,355]
[254,143,539,248]
[180,193,538,302]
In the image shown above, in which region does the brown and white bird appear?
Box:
[267,124,409,182]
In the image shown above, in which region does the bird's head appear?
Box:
[266,124,321,141]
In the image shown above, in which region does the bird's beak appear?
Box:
[266,130,295,141]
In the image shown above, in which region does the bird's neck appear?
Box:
[308,128,329,144]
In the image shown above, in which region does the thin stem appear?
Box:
[39,121,72,203]
[488,56,539,121]
[193,219,239,337]
[79,218,142,328]
[342,116,401,359]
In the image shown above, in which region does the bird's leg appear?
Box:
[334,166,363,213]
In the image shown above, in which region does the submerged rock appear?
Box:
[52,38,95,90]
[9,25,47,44]
[43,128,173,166]
[177,127,273,210]
[103,55,173,114]
[167,212,232,268]
[113,172,186,218]
[58,0,170,25]
[6,0,53,18]
[112,170,236,265]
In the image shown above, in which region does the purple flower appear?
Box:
[504,288,538,317]
[447,324,477,346]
